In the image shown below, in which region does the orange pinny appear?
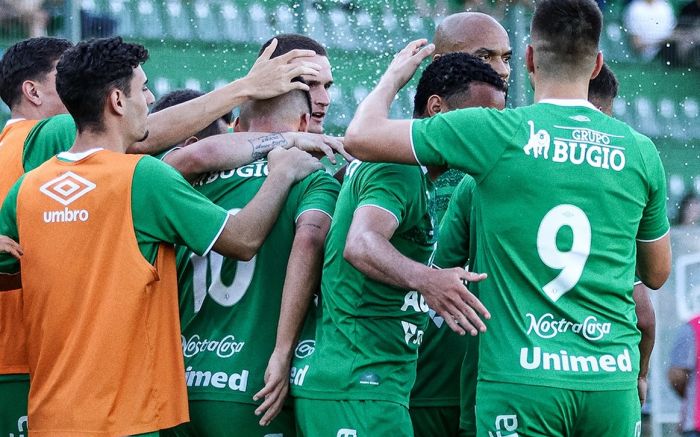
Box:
[0,119,39,375]
[16,150,188,436]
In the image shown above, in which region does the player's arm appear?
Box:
[636,231,671,290]
[128,39,322,155]
[343,205,489,335]
[212,148,323,260]
[0,236,22,291]
[164,132,348,183]
[344,40,433,163]
[633,282,655,406]
[254,210,332,426]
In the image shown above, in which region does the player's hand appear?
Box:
[253,350,291,426]
[287,132,354,164]
[638,375,648,406]
[381,39,434,92]
[241,38,321,100]
[268,147,323,183]
[418,267,489,336]
[0,236,22,259]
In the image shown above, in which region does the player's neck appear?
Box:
[533,79,589,103]
[10,102,47,121]
[69,127,130,154]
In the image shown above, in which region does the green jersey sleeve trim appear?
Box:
[203,212,230,256]
[636,228,670,243]
[409,119,423,166]
[354,204,399,226]
[295,208,333,223]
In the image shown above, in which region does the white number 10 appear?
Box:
[190,208,256,313]
[536,204,591,302]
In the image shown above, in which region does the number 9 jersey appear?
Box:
[410,100,669,391]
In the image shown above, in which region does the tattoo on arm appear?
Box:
[249,134,288,160]
[297,223,323,231]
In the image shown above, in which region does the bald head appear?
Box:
[238,89,311,133]
[433,12,512,82]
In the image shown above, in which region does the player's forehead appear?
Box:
[454,82,506,110]
[132,65,147,85]
[304,54,333,85]
[453,22,511,55]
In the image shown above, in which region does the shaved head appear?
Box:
[433,12,512,82]
[238,89,311,133]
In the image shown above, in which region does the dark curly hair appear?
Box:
[0,37,73,109]
[56,37,149,133]
[413,52,506,117]
[588,63,618,103]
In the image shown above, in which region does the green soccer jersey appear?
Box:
[174,160,339,404]
[411,175,476,407]
[23,114,77,171]
[292,160,437,407]
[411,100,670,391]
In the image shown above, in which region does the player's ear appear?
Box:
[299,113,310,133]
[590,52,604,81]
[525,45,535,75]
[109,88,125,116]
[21,80,41,106]
[183,136,199,146]
[427,95,444,117]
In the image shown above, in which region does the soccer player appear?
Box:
[0,37,322,436]
[259,34,333,134]
[344,0,672,434]
[408,53,507,437]
[0,36,71,437]
[153,87,340,437]
[291,61,489,437]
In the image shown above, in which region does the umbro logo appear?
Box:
[39,172,96,206]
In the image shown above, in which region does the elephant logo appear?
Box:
[523,120,551,159]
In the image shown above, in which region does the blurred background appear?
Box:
[0,1,698,436]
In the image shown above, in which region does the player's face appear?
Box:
[126,66,155,142]
[36,64,68,117]
[448,82,506,112]
[459,29,512,83]
[302,55,333,134]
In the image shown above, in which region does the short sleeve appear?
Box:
[636,137,670,242]
[410,107,517,182]
[131,156,229,256]
[670,323,695,370]
[355,163,422,227]
[295,171,341,222]
[433,175,475,269]
[23,115,77,172]
[0,177,23,274]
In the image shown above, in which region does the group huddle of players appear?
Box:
[0,0,672,436]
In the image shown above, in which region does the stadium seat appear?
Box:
[134,0,165,39]
[219,0,249,42]
[193,0,221,41]
[163,0,194,41]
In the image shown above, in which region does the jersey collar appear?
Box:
[538,99,599,111]
[4,118,26,128]
[57,148,105,162]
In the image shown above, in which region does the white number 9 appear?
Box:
[536,204,591,302]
